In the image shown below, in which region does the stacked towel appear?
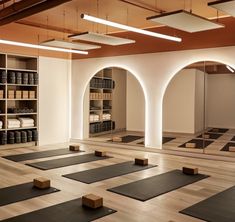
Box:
[102,113,111,120]
[7,119,20,129]
[18,118,34,127]
[0,121,2,129]
[89,114,100,123]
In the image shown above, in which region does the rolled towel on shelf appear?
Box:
[7,119,21,128]
[18,118,34,127]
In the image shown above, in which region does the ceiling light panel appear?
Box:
[41,39,101,50]
[69,32,136,46]
[147,10,224,33]
[208,0,235,17]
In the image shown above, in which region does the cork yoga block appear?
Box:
[112,137,122,142]
[185,143,196,148]
[203,134,210,139]
[33,177,51,189]
[229,146,235,152]
[211,128,219,132]
[95,150,106,157]
[82,194,103,209]
[135,158,148,166]
[69,145,80,151]
[182,167,199,175]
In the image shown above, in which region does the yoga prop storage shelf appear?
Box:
[0,52,39,149]
[89,68,114,136]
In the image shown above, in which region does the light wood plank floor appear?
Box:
[0,142,235,221]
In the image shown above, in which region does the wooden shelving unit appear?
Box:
[0,52,39,149]
[89,68,114,136]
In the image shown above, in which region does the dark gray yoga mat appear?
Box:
[180,186,235,222]
[109,135,143,143]
[197,133,222,140]
[108,169,209,201]
[138,137,176,145]
[0,182,59,207]
[3,148,84,162]
[27,153,111,170]
[179,139,213,149]
[208,128,228,133]
[2,198,116,222]
[221,142,235,152]
[63,161,157,184]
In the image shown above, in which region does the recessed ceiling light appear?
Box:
[80,14,182,42]
[0,39,88,54]
[69,32,136,46]
[41,39,101,50]
[208,0,235,17]
[147,10,224,33]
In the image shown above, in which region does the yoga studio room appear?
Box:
[0,0,235,221]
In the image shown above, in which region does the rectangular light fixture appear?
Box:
[41,39,101,50]
[208,0,235,17]
[69,32,135,46]
[147,10,224,33]
[81,14,182,42]
[0,39,88,55]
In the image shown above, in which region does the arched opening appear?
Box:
[162,61,235,157]
[83,67,146,146]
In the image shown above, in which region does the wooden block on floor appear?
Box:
[112,136,122,142]
[229,146,235,152]
[82,194,103,209]
[182,167,198,175]
[69,145,80,151]
[95,150,106,157]
[211,128,219,132]
[203,134,210,139]
[185,142,196,148]
[135,158,148,166]
[33,177,50,189]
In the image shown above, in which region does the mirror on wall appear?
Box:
[84,67,145,147]
[162,61,235,157]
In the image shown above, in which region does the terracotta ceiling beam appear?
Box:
[118,0,165,13]
[0,0,12,5]
[0,0,72,26]
[0,0,46,19]
[15,20,80,35]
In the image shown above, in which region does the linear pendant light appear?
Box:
[226,65,234,73]
[81,14,182,42]
[208,0,235,17]
[0,39,88,55]
[147,10,224,33]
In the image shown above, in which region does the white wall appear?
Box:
[207,74,235,128]
[163,69,196,134]
[126,72,145,132]
[39,56,70,146]
[195,69,205,133]
[71,46,235,148]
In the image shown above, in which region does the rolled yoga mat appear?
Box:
[0,182,59,207]
[63,161,157,184]
[27,153,111,170]
[2,198,116,222]
[179,139,214,149]
[180,185,235,222]
[3,148,84,162]
[108,169,209,201]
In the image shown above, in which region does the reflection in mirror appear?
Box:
[162,61,235,157]
[85,67,145,147]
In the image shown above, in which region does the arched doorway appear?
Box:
[162,61,235,157]
[83,67,146,146]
